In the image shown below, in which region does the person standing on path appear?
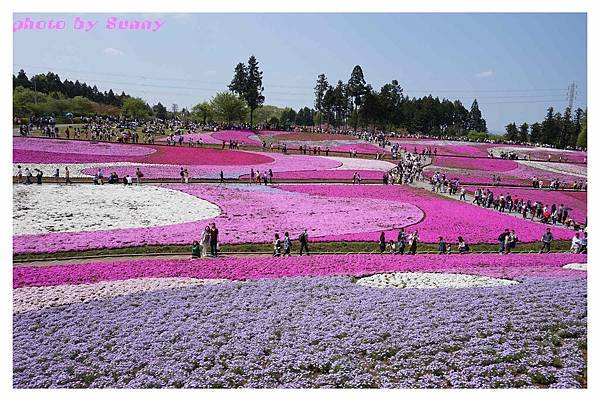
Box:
[299,229,310,256]
[540,228,553,253]
[283,232,292,257]
[53,168,60,185]
[396,228,407,255]
[498,229,509,254]
[16,165,23,184]
[379,231,386,253]
[135,168,143,185]
[220,170,224,184]
[25,167,32,184]
[273,233,282,256]
[209,223,219,257]
[201,226,211,257]
[65,166,72,185]
[408,230,419,255]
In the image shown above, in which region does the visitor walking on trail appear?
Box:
[540,228,553,253]
[201,226,211,257]
[408,230,419,255]
[180,168,185,183]
[65,167,72,184]
[578,232,588,254]
[299,229,310,256]
[34,169,43,185]
[396,229,407,255]
[379,232,386,253]
[220,171,224,184]
[498,229,510,254]
[135,168,144,185]
[438,237,447,254]
[53,168,60,185]
[210,223,219,257]
[16,165,23,184]
[570,233,581,253]
[458,236,469,254]
[273,233,282,257]
[283,232,292,257]
[25,167,33,184]
[250,168,255,184]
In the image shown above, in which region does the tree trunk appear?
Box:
[250,109,254,129]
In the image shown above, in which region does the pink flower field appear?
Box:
[13,184,422,254]
[211,130,262,146]
[13,253,586,288]
[280,184,576,243]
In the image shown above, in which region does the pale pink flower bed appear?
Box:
[13,253,586,288]
[330,143,390,154]
[211,130,262,146]
[13,184,422,254]
[79,152,341,179]
[13,137,155,156]
[240,170,385,180]
[157,132,222,144]
[280,184,576,243]
[432,156,519,172]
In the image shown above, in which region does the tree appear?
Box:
[576,110,587,149]
[314,73,329,127]
[541,107,558,145]
[379,80,404,132]
[210,92,246,125]
[467,99,487,132]
[228,56,264,129]
[504,122,519,142]
[152,102,168,119]
[15,69,31,89]
[228,62,247,96]
[122,97,150,119]
[530,122,542,144]
[518,122,529,143]
[280,107,296,127]
[70,96,95,114]
[347,65,367,132]
[191,102,212,125]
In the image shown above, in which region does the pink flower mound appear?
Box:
[241,170,385,180]
[280,185,576,243]
[141,146,274,166]
[330,143,390,154]
[257,130,293,137]
[13,184,423,254]
[79,152,341,179]
[391,139,489,157]
[422,169,527,186]
[465,186,587,223]
[432,156,518,172]
[211,130,262,146]
[157,132,222,145]
[13,253,586,288]
[509,163,586,183]
[13,150,134,164]
[13,137,155,157]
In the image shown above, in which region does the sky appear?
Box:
[13,13,587,133]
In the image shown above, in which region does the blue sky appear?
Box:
[13,13,586,132]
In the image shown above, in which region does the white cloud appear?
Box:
[476,70,493,78]
[103,47,124,56]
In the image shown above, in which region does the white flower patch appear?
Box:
[517,161,587,178]
[562,263,587,271]
[325,156,396,172]
[14,162,138,178]
[13,277,230,313]
[356,272,517,289]
[13,185,221,235]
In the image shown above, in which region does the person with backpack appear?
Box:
[299,229,310,256]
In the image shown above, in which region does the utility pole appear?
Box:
[566,82,577,110]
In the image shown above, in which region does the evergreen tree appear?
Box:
[504,122,519,141]
[576,110,587,149]
[518,122,529,143]
[467,99,487,132]
[530,122,542,144]
[314,73,329,127]
[347,65,367,132]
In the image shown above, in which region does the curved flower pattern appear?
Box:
[356,272,518,289]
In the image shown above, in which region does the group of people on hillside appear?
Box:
[379,229,421,255]
[469,188,585,229]
[191,223,220,258]
[385,152,426,185]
